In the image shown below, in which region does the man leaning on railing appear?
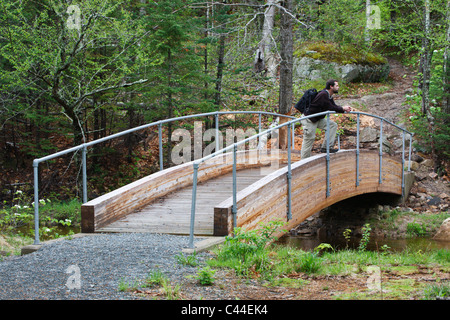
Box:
[301,79,352,159]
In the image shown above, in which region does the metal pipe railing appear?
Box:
[31,110,294,244]
[31,108,413,248]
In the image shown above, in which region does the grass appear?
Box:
[369,209,450,238]
[119,269,183,300]
[206,221,450,300]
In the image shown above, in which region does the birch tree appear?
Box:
[255,0,278,79]
[278,0,294,149]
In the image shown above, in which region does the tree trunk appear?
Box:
[278,0,294,150]
[256,0,277,79]
[421,0,438,171]
[166,48,174,167]
[215,33,226,109]
[365,0,371,44]
[444,0,450,118]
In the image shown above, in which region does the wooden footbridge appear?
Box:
[32,111,414,247]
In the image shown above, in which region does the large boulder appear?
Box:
[433,217,450,241]
[293,56,390,83]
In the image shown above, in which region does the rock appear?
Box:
[440,193,449,199]
[360,126,378,142]
[415,172,427,181]
[406,161,420,171]
[392,139,404,149]
[421,159,434,168]
[427,197,441,206]
[411,154,424,163]
[381,137,393,153]
[293,57,390,83]
[380,92,397,100]
[417,192,428,200]
[433,218,450,241]
[297,228,315,236]
[429,172,438,179]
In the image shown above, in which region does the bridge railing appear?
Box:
[187,111,414,248]
[31,110,295,244]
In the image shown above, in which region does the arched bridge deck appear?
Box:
[81,149,414,238]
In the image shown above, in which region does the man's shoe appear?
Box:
[320,148,338,153]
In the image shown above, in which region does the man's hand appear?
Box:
[343,105,352,113]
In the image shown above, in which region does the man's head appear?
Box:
[326,79,339,93]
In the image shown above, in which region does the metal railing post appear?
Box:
[82,145,88,203]
[158,123,163,171]
[33,161,40,245]
[402,131,406,197]
[287,124,292,220]
[379,119,384,185]
[258,113,262,135]
[188,163,199,249]
[326,114,331,197]
[291,123,295,151]
[356,113,360,187]
[232,145,238,232]
[215,112,220,153]
[408,133,413,171]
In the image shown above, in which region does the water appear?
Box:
[277,234,450,252]
[16,225,81,241]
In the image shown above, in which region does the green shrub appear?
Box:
[295,252,322,274]
[406,222,428,237]
[196,266,216,286]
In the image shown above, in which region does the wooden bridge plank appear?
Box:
[95,166,283,235]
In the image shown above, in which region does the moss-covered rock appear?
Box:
[293,41,390,83]
[293,56,390,83]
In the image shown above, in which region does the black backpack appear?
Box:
[294,88,318,114]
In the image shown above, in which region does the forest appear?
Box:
[0,0,449,217]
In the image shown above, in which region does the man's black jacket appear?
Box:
[305,89,345,122]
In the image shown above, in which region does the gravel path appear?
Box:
[0,233,207,300]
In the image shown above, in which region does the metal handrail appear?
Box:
[31,110,296,244]
[187,111,414,248]
[31,108,414,247]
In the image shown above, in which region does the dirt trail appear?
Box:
[339,58,415,125]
